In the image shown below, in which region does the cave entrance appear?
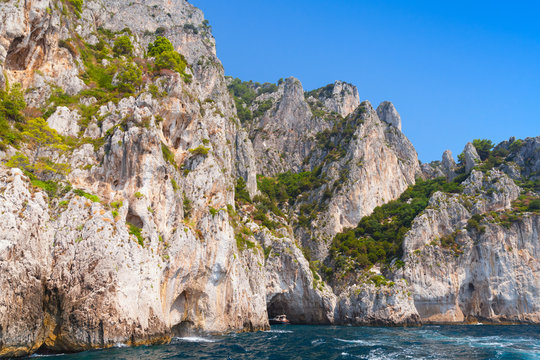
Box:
[267,294,290,320]
[171,320,195,337]
[126,208,143,228]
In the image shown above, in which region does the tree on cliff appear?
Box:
[472,139,494,161]
[20,118,69,177]
[0,83,26,122]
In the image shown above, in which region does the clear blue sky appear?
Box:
[191,0,540,162]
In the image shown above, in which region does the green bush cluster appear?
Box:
[252,201,281,230]
[305,83,336,100]
[235,177,251,203]
[161,143,177,168]
[128,222,145,246]
[113,36,134,57]
[329,177,464,272]
[183,194,192,218]
[209,207,220,216]
[257,167,325,206]
[188,145,210,157]
[27,175,72,199]
[73,189,100,203]
[147,36,174,57]
[252,168,326,229]
[472,139,494,161]
[466,214,486,233]
[530,199,540,211]
[236,233,255,251]
[0,84,26,149]
[116,62,142,93]
[439,230,463,256]
[147,36,191,82]
[0,83,26,122]
[512,195,540,213]
[68,0,83,16]
[171,178,179,191]
[5,118,70,179]
[456,137,527,174]
[252,99,273,118]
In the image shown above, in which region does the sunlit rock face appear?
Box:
[0,0,538,357]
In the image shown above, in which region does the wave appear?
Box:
[173,336,217,343]
[335,338,379,346]
[265,329,293,333]
[30,354,65,358]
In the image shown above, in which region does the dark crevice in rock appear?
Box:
[5,19,48,71]
[99,320,104,347]
[127,208,143,228]
[37,282,64,353]
[5,36,28,70]
[171,320,194,337]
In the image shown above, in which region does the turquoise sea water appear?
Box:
[29,325,540,359]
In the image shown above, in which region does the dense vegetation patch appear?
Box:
[234,178,251,203]
[328,177,464,273]
[147,36,191,82]
[257,168,325,206]
[0,83,26,150]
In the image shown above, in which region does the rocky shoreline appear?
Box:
[0,0,538,357]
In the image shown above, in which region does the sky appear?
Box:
[191,0,540,162]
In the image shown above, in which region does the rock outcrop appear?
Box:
[248,77,320,176]
[0,0,538,357]
[0,0,269,357]
[464,142,481,173]
[441,150,457,180]
[47,107,81,137]
[306,81,360,118]
[376,101,402,131]
[297,102,421,259]
[399,169,538,323]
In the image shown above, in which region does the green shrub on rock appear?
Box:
[116,62,142,93]
[0,83,26,122]
[68,0,83,15]
[155,51,187,74]
[147,36,175,57]
[113,36,134,57]
[147,36,190,82]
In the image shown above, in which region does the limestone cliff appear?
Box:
[0,0,538,357]
[0,0,268,357]
[401,169,539,323]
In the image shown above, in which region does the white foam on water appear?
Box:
[30,354,65,357]
[336,338,378,346]
[173,336,217,343]
[265,329,293,333]
[114,343,128,348]
[312,338,326,346]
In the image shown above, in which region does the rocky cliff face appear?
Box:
[240,76,421,260]
[401,169,538,323]
[300,102,420,260]
[0,0,538,358]
[0,0,268,357]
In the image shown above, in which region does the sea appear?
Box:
[29,325,540,359]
